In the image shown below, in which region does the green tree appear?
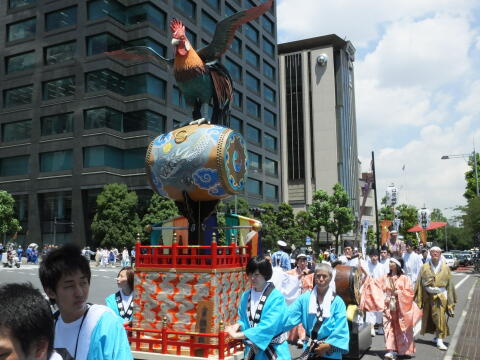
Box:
[464,152,480,200]
[308,183,354,251]
[379,196,395,221]
[0,191,21,241]
[217,197,251,217]
[91,184,141,249]
[141,194,179,242]
[462,197,480,248]
[257,203,283,251]
[396,204,418,243]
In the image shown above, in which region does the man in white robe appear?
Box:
[403,239,423,287]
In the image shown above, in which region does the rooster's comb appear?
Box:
[170,19,185,36]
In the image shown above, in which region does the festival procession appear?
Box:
[0,0,479,360]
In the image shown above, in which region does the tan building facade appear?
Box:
[278,35,360,218]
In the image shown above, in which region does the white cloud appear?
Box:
[277,0,480,218]
[276,0,477,47]
[358,14,474,89]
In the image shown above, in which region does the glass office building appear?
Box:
[0,0,280,246]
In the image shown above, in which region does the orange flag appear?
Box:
[380,220,392,245]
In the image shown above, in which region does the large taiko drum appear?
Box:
[146,124,248,202]
[334,265,361,305]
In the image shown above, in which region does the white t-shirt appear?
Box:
[120,289,134,311]
[54,305,111,360]
[248,283,270,320]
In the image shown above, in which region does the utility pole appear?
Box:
[371,151,380,249]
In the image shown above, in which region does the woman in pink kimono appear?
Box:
[361,257,422,360]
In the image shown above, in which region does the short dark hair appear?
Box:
[246,256,272,280]
[118,266,135,291]
[0,283,54,358]
[39,243,91,303]
[380,245,389,252]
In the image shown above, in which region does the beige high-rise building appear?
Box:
[278,35,360,218]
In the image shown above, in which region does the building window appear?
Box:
[86,69,125,94]
[246,0,257,9]
[186,28,197,47]
[84,145,123,168]
[124,148,145,169]
[44,41,76,65]
[246,72,260,93]
[230,115,242,133]
[0,155,29,176]
[41,113,73,136]
[43,77,75,100]
[245,47,259,68]
[87,0,166,29]
[127,3,166,30]
[128,38,166,57]
[225,3,236,17]
[246,98,260,119]
[262,16,274,34]
[40,150,73,172]
[88,0,125,24]
[201,11,217,34]
[263,61,275,80]
[1,120,31,142]
[264,133,277,151]
[204,0,220,11]
[84,107,123,131]
[245,24,259,44]
[174,0,196,20]
[3,85,33,107]
[264,158,278,176]
[265,183,278,200]
[5,51,35,74]
[247,178,262,196]
[84,146,144,169]
[248,151,262,170]
[246,124,261,144]
[263,37,275,57]
[230,37,242,55]
[126,74,166,99]
[264,109,276,128]
[263,84,275,103]
[224,58,242,82]
[9,0,36,9]
[7,18,36,42]
[233,90,242,109]
[87,33,123,56]
[38,191,72,235]
[172,86,189,109]
[124,110,165,132]
[45,6,77,32]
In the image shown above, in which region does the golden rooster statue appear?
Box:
[107,0,273,126]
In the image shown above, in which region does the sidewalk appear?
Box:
[451,275,479,360]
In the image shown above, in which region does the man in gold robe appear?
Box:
[414,246,456,350]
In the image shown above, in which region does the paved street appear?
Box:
[0,263,119,304]
[1,265,477,360]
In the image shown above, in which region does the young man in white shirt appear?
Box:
[0,282,62,360]
[402,239,423,287]
[39,244,132,360]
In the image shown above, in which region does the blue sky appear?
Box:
[276,0,480,218]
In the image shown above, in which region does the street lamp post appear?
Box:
[441,148,479,197]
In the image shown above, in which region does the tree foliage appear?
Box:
[464,152,480,200]
[0,191,21,238]
[141,194,179,242]
[309,183,354,251]
[91,184,141,249]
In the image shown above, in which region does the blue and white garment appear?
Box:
[284,288,349,359]
[271,250,291,270]
[106,290,134,321]
[54,304,132,360]
[238,283,291,360]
